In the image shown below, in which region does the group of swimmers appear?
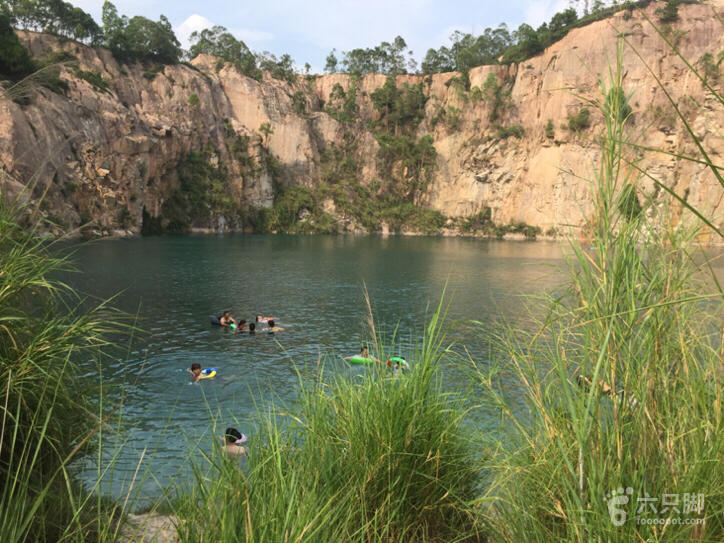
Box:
[218,311,284,334]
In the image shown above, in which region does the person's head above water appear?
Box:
[249,322,256,333]
[256,315,263,322]
[190,362,201,374]
[267,319,275,328]
[361,346,369,357]
[224,427,245,444]
[223,311,231,318]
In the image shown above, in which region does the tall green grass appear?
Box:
[174,299,482,542]
[0,192,128,542]
[472,38,723,542]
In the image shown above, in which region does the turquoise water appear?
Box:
[67,235,568,501]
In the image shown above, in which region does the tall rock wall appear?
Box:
[0,1,722,240]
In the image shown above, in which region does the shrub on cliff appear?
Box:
[567,107,591,132]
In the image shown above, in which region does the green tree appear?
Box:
[259,121,273,146]
[324,49,338,73]
[656,0,679,23]
[0,11,35,79]
[4,0,101,44]
[189,25,260,78]
[101,1,180,64]
[336,36,415,75]
[256,51,296,83]
[482,73,511,122]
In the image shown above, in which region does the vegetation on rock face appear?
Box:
[324,82,358,123]
[149,148,237,234]
[568,106,591,132]
[371,76,437,203]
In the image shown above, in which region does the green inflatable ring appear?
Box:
[348,356,376,365]
[389,356,409,369]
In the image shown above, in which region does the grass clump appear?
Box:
[474,40,723,542]
[175,301,482,542]
[0,193,125,542]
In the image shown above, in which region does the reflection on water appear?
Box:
[66,235,572,500]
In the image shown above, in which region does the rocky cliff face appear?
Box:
[0,1,722,240]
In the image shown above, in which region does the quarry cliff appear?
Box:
[0,1,722,240]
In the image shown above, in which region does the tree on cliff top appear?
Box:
[422,25,513,74]
[3,0,102,44]
[0,12,35,79]
[189,24,260,78]
[326,36,417,75]
[101,0,180,64]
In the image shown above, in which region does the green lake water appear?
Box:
[66,235,572,501]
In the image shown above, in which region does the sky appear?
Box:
[72,0,572,72]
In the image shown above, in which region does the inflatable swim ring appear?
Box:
[199,368,217,379]
[348,356,376,365]
[230,323,236,330]
[388,356,409,370]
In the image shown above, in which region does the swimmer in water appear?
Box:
[249,322,256,334]
[223,427,247,456]
[266,319,284,333]
[189,362,202,382]
[344,346,379,362]
[219,311,236,328]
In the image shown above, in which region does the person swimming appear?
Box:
[219,311,236,328]
[344,347,378,362]
[223,427,247,456]
[237,319,247,331]
[189,362,202,382]
[266,319,284,333]
[249,322,256,334]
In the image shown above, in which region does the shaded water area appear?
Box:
[64,235,573,501]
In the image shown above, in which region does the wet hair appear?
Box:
[223,311,231,317]
[249,322,256,332]
[267,319,275,328]
[239,319,247,326]
[191,362,201,371]
[225,427,242,444]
